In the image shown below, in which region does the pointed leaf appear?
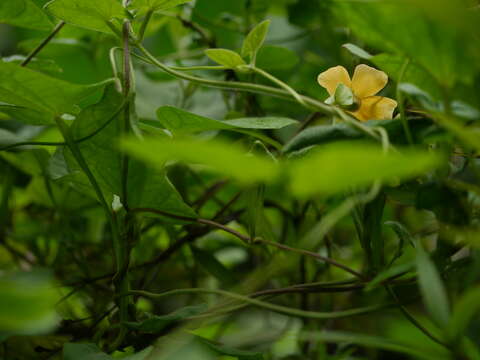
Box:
[242,20,270,62]
[130,0,192,14]
[205,49,246,69]
[416,246,451,328]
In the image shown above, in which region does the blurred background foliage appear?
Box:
[1,0,480,359]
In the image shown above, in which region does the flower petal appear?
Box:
[317,66,351,96]
[351,64,388,98]
[350,96,397,122]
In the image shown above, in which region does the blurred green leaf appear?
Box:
[0,61,109,124]
[334,0,479,87]
[205,49,246,69]
[242,20,270,62]
[0,0,52,30]
[311,331,448,360]
[289,142,442,197]
[121,137,281,185]
[449,286,480,341]
[0,271,58,334]
[198,336,264,360]
[191,247,237,285]
[342,43,373,60]
[45,0,125,34]
[416,246,451,328]
[256,45,299,71]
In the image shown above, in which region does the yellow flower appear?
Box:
[317,64,397,122]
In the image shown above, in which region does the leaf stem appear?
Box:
[397,58,414,145]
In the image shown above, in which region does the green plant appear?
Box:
[1,0,480,359]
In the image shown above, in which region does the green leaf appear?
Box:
[198,337,264,360]
[45,0,126,34]
[0,271,58,334]
[334,1,479,87]
[0,61,109,124]
[191,247,237,285]
[156,106,297,135]
[283,124,363,153]
[125,304,208,333]
[242,20,271,62]
[256,45,299,70]
[64,85,196,220]
[449,286,480,341]
[130,0,192,14]
[289,142,443,198]
[311,331,448,360]
[0,0,52,30]
[205,49,246,69]
[342,43,373,60]
[121,137,281,185]
[63,344,111,360]
[416,246,451,328]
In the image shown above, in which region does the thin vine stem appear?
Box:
[21,21,65,67]
[127,288,396,320]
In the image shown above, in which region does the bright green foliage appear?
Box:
[205,49,246,69]
[0,61,109,124]
[242,20,270,63]
[0,0,52,30]
[0,272,58,334]
[121,137,280,185]
[45,0,126,33]
[289,142,442,197]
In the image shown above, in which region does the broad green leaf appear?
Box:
[156,106,297,135]
[125,304,207,333]
[64,86,196,220]
[0,61,109,124]
[0,271,58,334]
[289,142,443,197]
[416,246,451,328]
[0,0,52,30]
[130,0,192,14]
[334,1,479,87]
[205,49,246,69]
[45,0,126,34]
[242,20,270,62]
[256,45,299,70]
[121,137,281,185]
